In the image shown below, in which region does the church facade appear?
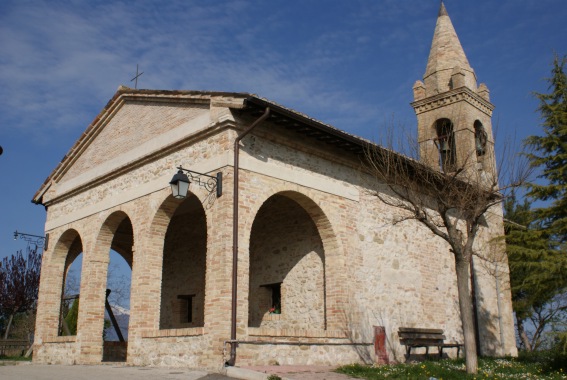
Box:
[32,4,517,367]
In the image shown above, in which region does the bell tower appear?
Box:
[412,2,495,177]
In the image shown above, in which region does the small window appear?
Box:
[177,294,195,323]
[261,283,282,314]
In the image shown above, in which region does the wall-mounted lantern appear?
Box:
[14,230,49,250]
[169,166,222,199]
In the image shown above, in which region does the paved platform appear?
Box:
[0,362,356,380]
[238,365,355,380]
[0,363,233,380]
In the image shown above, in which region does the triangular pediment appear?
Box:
[34,88,246,204]
[60,99,209,183]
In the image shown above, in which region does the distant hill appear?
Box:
[104,305,129,341]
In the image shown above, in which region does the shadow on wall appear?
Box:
[339,304,388,365]
[475,276,505,357]
[248,194,326,330]
[160,195,207,330]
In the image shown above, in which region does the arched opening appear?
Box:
[434,118,456,172]
[159,194,207,329]
[474,120,488,157]
[57,230,83,337]
[104,216,133,343]
[248,193,326,330]
[98,212,134,362]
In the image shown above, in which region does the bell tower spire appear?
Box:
[424,1,475,95]
[412,2,496,177]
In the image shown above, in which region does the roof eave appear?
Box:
[242,96,369,156]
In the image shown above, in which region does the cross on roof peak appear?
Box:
[130,64,144,89]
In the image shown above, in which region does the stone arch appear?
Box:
[247,190,344,331]
[157,192,208,329]
[148,193,180,245]
[434,118,456,171]
[50,228,84,337]
[96,211,134,261]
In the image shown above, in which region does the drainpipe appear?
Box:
[227,106,271,366]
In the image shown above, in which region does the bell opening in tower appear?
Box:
[434,118,456,172]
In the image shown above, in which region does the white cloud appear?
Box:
[1,1,395,141]
[2,0,563,148]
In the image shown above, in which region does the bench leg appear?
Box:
[439,346,443,358]
[405,346,411,362]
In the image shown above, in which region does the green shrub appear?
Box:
[517,349,567,373]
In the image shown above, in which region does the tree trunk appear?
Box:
[516,316,532,351]
[3,313,14,340]
[455,257,478,374]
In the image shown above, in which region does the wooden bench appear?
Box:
[0,339,31,356]
[398,328,463,360]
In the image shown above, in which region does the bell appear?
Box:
[439,139,450,152]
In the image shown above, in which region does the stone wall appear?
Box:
[351,189,463,362]
[33,338,79,365]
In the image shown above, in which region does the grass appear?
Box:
[0,355,32,362]
[337,355,567,379]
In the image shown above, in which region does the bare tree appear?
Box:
[0,246,42,340]
[106,261,131,310]
[363,130,528,374]
[527,295,567,351]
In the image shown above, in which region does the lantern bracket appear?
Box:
[171,166,222,198]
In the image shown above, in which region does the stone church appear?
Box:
[32,3,517,367]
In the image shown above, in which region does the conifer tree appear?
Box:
[504,195,567,350]
[64,299,79,335]
[525,54,567,243]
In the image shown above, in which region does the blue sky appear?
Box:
[1,0,566,261]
